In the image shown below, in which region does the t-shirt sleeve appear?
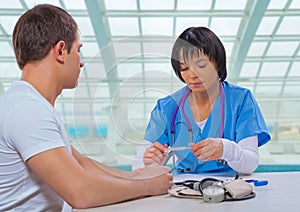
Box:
[4,99,66,161]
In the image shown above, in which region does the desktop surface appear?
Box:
[73,172,300,212]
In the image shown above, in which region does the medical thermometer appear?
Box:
[166,146,190,152]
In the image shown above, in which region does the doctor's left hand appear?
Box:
[143,142,168,166]
[190,138,223,161]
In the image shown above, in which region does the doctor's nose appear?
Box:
[188,68,200,78]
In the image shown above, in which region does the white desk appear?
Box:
[73,172,300,212]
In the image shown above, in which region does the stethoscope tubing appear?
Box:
[171,82,225,141]
[169,82,225,172]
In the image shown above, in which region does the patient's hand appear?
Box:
[131,165,173,196]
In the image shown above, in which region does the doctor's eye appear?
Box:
[179,65,189,72]
[180,67,189,72]
[198,62,208,69]
[179,63,189,72]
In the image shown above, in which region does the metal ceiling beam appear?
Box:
[102,9,300,17]
[3,76,300,83]
[0,8,88,16]
[104,10,243,17]
[2,55,300,64]
[55,96,300,103]
[2,33,300,43]
[84,0,121,164]
[228,0,270,82]
[0,8,296,17]
[85,0,118,95]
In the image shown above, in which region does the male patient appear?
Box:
[0,4,173,211]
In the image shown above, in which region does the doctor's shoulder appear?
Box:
[224,82,254,100]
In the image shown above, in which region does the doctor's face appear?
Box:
[179,51,219,93]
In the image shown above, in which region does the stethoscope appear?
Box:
[170,82,225,173]
[173,172,267,202]
[174,177,258,202]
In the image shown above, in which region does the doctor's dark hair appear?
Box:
[13,4,78,69]
[171,27,227,83]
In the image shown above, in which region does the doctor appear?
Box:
[134,27,271,174]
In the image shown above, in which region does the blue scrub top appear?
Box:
[144,81,271,174]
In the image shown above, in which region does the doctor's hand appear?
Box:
[143,142,168,166]
[190,138,223,161]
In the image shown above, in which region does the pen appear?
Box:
[166,146,191,152]
[245,179,268,186]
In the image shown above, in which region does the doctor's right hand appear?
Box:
[143,142,168,166]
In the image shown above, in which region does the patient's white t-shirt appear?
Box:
[0,81,71,211]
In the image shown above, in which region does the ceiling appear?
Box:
[1,0,300,142]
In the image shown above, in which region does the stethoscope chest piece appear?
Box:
[202,182,225,203]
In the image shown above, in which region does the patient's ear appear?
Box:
[54,41,66,63]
